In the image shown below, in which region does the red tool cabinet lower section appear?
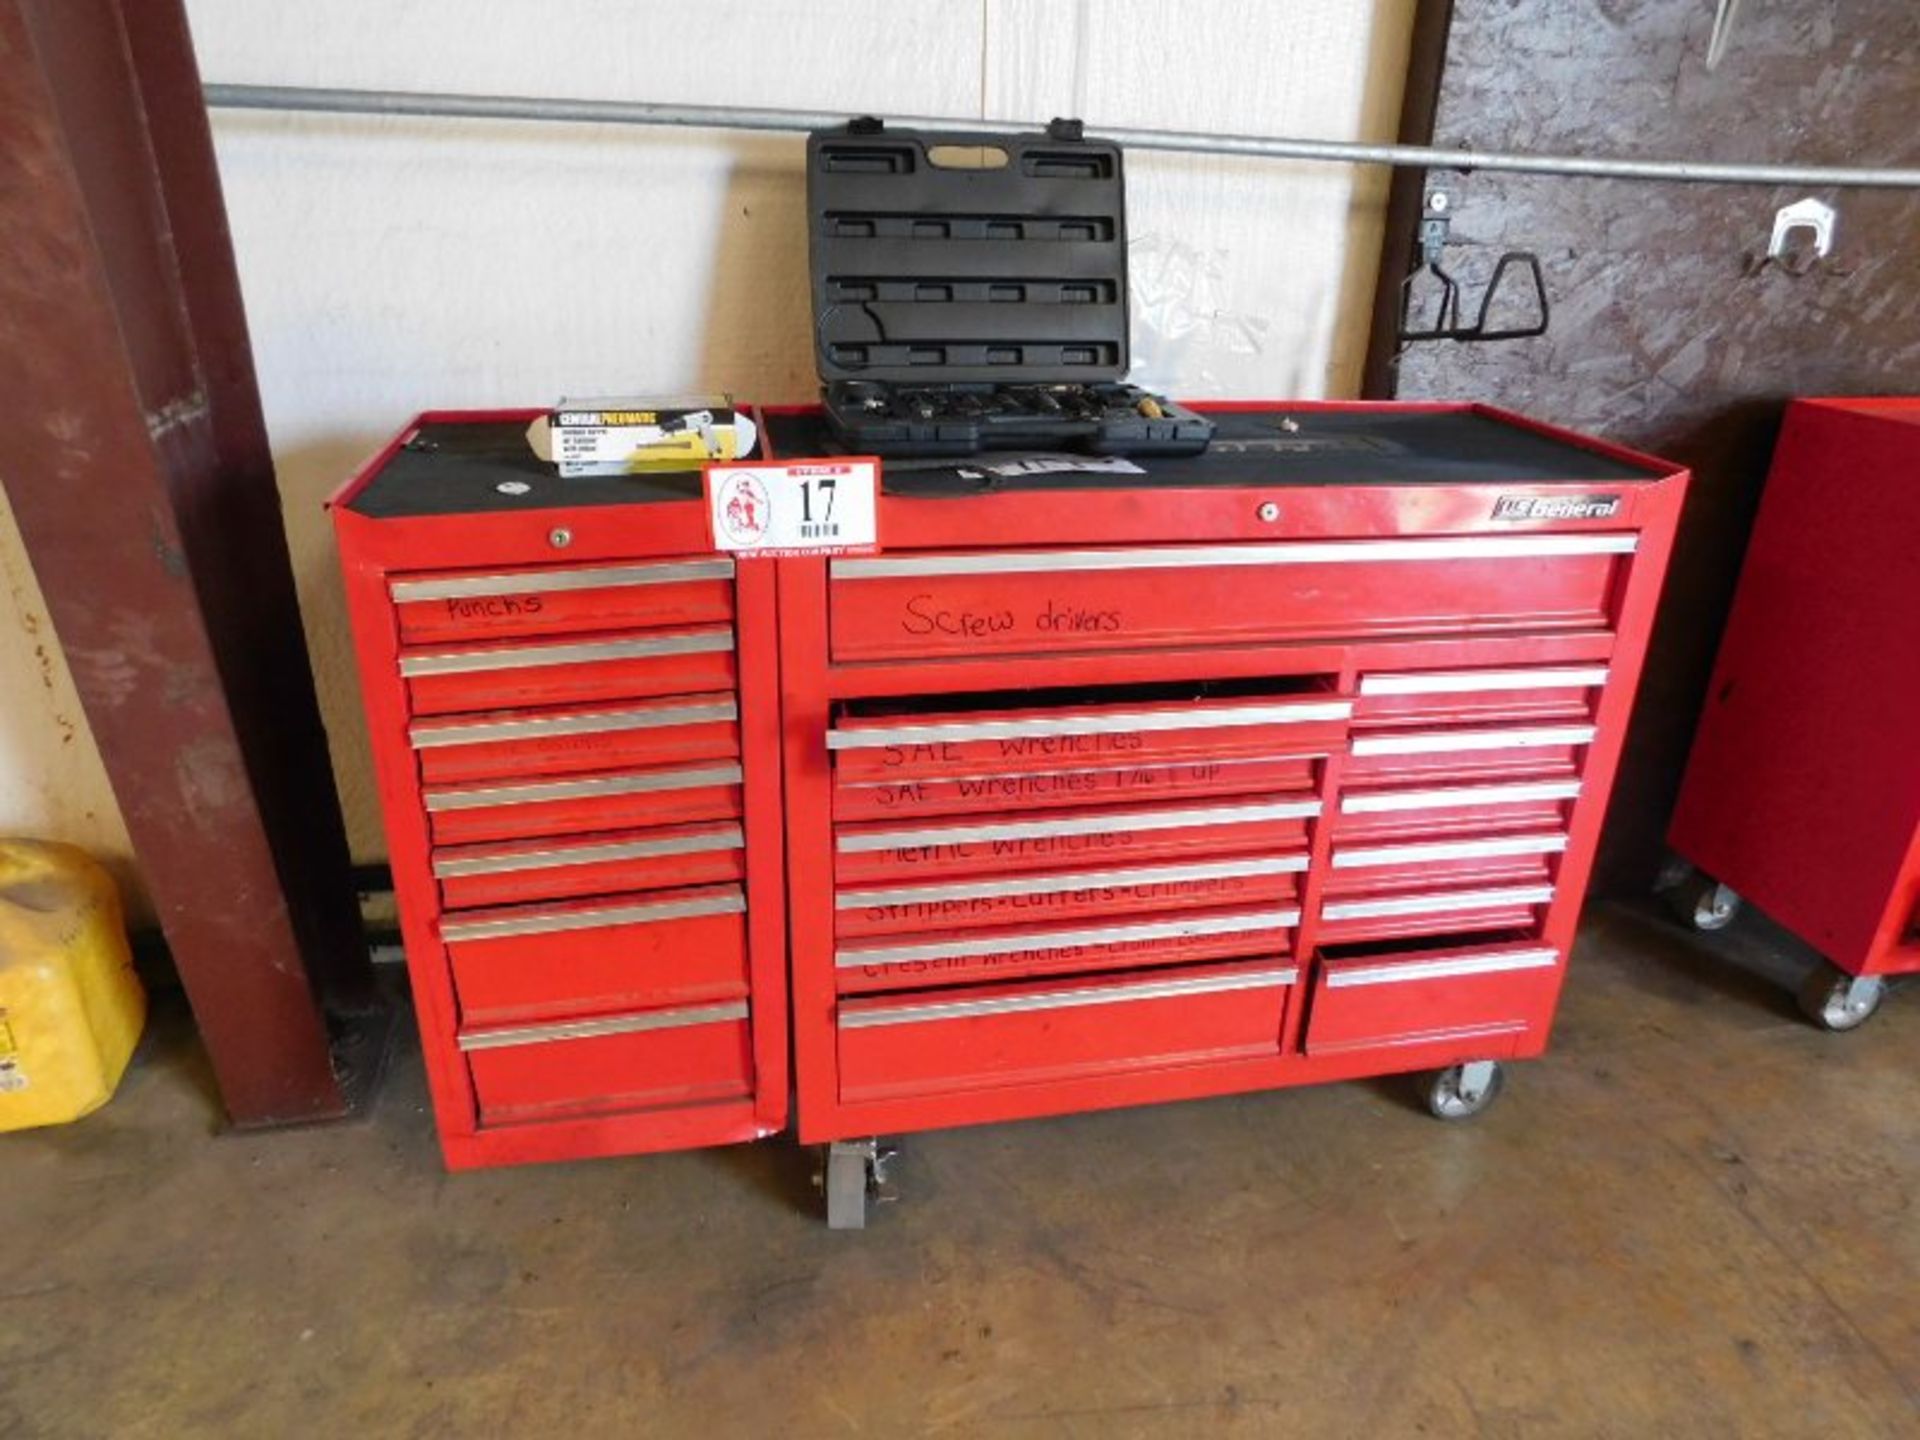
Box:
[332,412,787,1170]
[767,402,1686,1222]
[1669,397,1920,1029]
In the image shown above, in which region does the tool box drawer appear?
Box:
[1316,883,1554,946]
[829,693,1350,784]
[836,962,1295,1102]
[835,855,1306,938]
[1334,778,1581,843]
[390,558,734,645]
[834,752,1321,822]
[834,904,1295,993]
[443,887,747,1025]
[828,535,1635,661]
[834,797,1319,885]
[1352,666,1607,727]
[1325,831,1566,896]
[434,823,745,910]
[1342,724,1592,787]
[411,695,739,787]
[462,1002,754,1125]
[401,627,737,716]
[1305,942,1561,1055]
[424,762,744,846]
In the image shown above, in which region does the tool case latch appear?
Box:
[846,115,886,135]
[1046,116,1086,142]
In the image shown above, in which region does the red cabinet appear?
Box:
[769,401,1686,1223]
[331,412,787,1170]
[1669,397,1920,1030]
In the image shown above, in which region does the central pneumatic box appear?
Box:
[764,402,1687,1225]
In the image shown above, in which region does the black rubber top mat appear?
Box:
[765,407,1662,494]
[345,421,716,518]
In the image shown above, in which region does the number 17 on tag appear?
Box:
[705,457,880,558]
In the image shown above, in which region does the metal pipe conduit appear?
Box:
[203,83,1920,190]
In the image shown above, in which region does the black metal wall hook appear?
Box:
[1400,250,1551,344]
[1396,186,1551,345]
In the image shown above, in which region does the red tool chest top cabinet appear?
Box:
[1670,398,1920,985]
[765,403,1687,1149]
[332,412,787,1169]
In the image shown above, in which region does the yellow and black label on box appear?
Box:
[529,394,759,477]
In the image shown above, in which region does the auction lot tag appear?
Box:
[705,458,880,557]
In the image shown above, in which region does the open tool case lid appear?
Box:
[808,119,1132,386]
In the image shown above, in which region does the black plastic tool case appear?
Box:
[807,119,1214,458]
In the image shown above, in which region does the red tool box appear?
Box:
[331,411,788,1169]
[765,402,1687,1226]
[1668,397,1920,1031]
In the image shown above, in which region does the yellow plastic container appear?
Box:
[0,840,145,1131]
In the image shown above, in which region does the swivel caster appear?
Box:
[1423,1060,1505,1120]
[1670,870,1742,932]
[819,1138,897,1230]
[1796,963,1886,1033]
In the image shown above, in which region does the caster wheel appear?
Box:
[822,1139,897,1229]
[1796,965,1886,1033]
[1424,1060,1505,1120]
[825,1144,869,1230]
[1670,872,1741,932]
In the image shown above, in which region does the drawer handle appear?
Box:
[1341,779,1583,815]
[839,966,1299,1029]
[1332,832,1568,869]
[434,825,744,879]
[832,534,1638,580]
[836,907,1298,969]
[458,999,748,1051]
[400,628,734,678]
[1358,666,1610,696]
[828,701,1353,751]
[425,763,744,813]
[410,698,737,750]
[1322,884,1555,922]
[442,887,745,943]
[1349,724,1596,758]
[392,558,734,602]
[838,798,1321,854]
[1325,947,1560,989]
[837,854,1309,910]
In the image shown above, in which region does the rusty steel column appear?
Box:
[0,0,378,1125]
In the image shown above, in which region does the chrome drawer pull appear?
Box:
[837,855,1308,910]
[393,558,734,602]
[1341,779,1583,815]
[458,999,748,1051]
[828,701,1353,751]
[1349,724,1596,757]
[400,628,733,677]
[1322,885,1555,922]
[836,907,1298,968]
[839,967,1298,1029]
[411,698,736,750]
[1358,666,1610,696]
[425,763,743,813]
[1326,947,1560,989]
[832,534,1638,580]
[442,887,744,943]
[434,826,744,879]
[1332,832,1569,869]
[837,798,1321,854]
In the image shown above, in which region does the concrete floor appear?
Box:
[3,901,1917,1438]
